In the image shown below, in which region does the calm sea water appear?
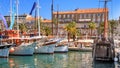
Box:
[0,52,119,68]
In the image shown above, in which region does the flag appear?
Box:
[29,2,37,15]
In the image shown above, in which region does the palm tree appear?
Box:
[64,21,79,41]
[19,23,27,34]
[98,22,104,36]
[43,26,52,36]
[88,22,96,36]
[109,20,117,37]
[53,18,58,35]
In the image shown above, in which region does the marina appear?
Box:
[0,0,120,67]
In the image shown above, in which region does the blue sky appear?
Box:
[0,0,120,20]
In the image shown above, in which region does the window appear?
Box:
[63,14,66,18]
[84,14,86,18]
[80,14,82,19]
[67,14,70,18]
[72,14,74,18]
[58,15,61,18]
[88,14,91,18]
[54,15,57,18]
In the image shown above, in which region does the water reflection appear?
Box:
[53,53,68,68]
[67,52,93,68]
[0,52,119,68]
[93,61,115,68]
[34,54,54,68]
[0,58,9,68]
[9,56,35,68]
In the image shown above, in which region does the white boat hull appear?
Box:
[0,48,10,58]
[34,44,55,54]
[10,43,36,56]
[54,45,68,53]
[0,45,12,58]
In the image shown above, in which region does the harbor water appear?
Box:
[0,52,119,68]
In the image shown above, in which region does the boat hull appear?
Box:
[0,45,12,58]
[54,45,68,53]
[34,44,55,54]
[9,43,36,56]
[0,48,10,58]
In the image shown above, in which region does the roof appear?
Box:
[53,8,108,14]
[42,19,51,23]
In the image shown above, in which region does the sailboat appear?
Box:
[31,0,57,54]
[92,0,115,61]
[52,5,68,53]
[9,38,37,56]
[0,11,13,58]
[8,0,36,56]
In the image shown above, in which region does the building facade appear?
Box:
[53,8,109,37]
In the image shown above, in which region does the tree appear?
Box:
[98,22,104,36]
[43,26,51,36]
[64,21,79,41]
[109,20,117,37]
[19,23,27,34]
[88,22,96,36]
[53,18,58,35]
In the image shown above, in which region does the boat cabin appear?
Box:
[93,41,115,61]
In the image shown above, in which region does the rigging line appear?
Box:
[98,0,100,9]
[110,0,113,19]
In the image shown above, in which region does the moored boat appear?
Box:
[0,44,13,58]
[34,41,56,54]
[54,45,68,53]
[9,37,37,56]
[9,42,36,56]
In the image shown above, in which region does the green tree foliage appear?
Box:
[65,21,80,41]
[109,20,117,37]
[19,23,27,33]
[88,22,96,36]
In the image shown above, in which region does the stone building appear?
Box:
[52,8,108,37]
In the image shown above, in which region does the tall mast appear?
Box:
[56,5,59,37]
[51,0,54,35]
[103,0,110,39]
[10,0,12,26]
[37,0,40,36]
[16,0,19,36]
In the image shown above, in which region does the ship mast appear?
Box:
[10,0,12,27]
[16,0,19,37]
[37,0,40,36]
[51,0,54,35]
[102,0,110,40]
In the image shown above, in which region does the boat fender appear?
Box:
[114,57,118,62]
[35,46,38,49]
